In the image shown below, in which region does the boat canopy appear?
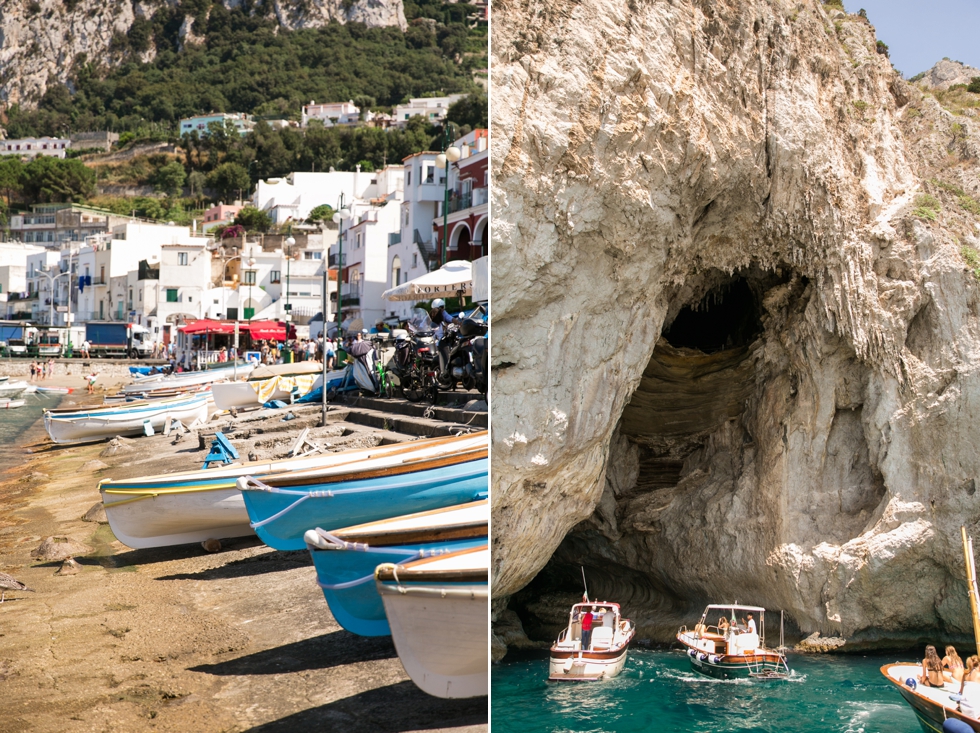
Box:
[704,604,766,613]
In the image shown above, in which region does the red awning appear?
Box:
[178,319,237,335]
[247,320,287,341]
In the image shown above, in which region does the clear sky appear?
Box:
[844,0,980,78]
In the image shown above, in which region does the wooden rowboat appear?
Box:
[44,393,209,445]
[304,500,488,637]
[376,545,488,699]
[100,431,486,549]
[676,604,790,679]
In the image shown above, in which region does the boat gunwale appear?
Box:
[881,662,980,731]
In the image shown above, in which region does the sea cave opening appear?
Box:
[660,277,764,353]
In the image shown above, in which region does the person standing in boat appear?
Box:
[580,607,595,651]
[745,613,757,635]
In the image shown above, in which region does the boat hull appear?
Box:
[377,580,488,698]
[102,487,254,549]
[685,650,786,679]
[241,457,489,551]
[309,536,486,637]
[44,397,208,444]
[548,648,629,681]
[882,663,980,733]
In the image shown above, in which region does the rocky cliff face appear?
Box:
[0,0,406,108]
[917,59,980,90]
[491,0,980,656]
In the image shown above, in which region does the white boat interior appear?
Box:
[552,602,632,654]
[305,500,488,549]
[885,663,980,719]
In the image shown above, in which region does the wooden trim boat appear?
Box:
[676,604,790,679]
[375,545,488,699]
[883,527,980,731]
[36,386,73,394]
[43,393,209,445]
[99,431,487,549]
[304,500,488,637]
[121,363,254,394]
[237,440,488,551]
[548,601,635,681]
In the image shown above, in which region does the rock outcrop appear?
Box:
[916,59,980,90]
[0,0,406,107]
[491,0,980,654]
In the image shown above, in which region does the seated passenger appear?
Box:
[920,645,948,687]
[944,645,966,683]
[718,617,729,633]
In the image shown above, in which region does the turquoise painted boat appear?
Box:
[238,444,488,551]
[304,500,488,637]
[100,431,487,550]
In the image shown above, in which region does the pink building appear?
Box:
[202,202,244,232]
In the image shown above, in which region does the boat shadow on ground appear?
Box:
[153,548,311,580]
[74,536,269,570]
[190,629,397,675]
[236,680,487,732]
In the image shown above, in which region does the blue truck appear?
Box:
[0,321,35,357]
[84,322,153,359]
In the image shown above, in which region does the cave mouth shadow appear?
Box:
[661,273,768,354]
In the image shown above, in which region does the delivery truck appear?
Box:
[84,322,152,359]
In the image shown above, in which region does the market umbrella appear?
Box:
[381,260,472,301]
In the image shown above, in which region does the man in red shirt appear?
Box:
[581,607,595,651]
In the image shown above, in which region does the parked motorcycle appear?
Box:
[388,309,440,403]
[436,307,488,397]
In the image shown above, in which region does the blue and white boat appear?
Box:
[237,438,488,551]
[304,499,488,637]
[100,431,487,549]
[44,392,209,445]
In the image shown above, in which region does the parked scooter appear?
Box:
[388,309,440,403]
[436,307,488,397]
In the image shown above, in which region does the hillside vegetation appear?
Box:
[4,0,486,138]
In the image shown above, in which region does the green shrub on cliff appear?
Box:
[912,194,941,221]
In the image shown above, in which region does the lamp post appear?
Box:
[284,228,295,325]
[434,123,461,267]
[331,195,352,337]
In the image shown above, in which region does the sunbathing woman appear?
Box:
[921,645,948,687]
[961,655,980,696]
[944,645,966,683]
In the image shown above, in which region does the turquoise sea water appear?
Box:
[492,649,922,733]
[0,391,62,470]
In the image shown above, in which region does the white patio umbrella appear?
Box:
[382,260,472,301]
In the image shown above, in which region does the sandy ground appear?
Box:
[0,381,488,733]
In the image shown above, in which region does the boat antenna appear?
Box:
[962,526,980,658]
[580,566,589,603]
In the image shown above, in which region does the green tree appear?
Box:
[20,157,95,202]
[0,158,24,206]
[969,77,980,94]
[306,204,335,223]
[187,170,207,202]
[154,160,187,197]
[447,93,488,131]
[207,161,251,201]
[234,206,272,232]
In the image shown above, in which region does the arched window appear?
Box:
[391,256,402,288]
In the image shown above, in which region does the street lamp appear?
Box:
[332,195,352,337]
[284,228,296,324]
[434,123,461,267]
[246,248,256,321]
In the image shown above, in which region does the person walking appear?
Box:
[29,360,38,383]
[46,358,55,380]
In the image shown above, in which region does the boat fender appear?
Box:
[709,655,721,664]
[697,653,708,662]
[904,678,917,690]
[943,719,974,733]
[687,648,697,657]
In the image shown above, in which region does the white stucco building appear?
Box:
[253,170,375,225]
[392,95,466,125]
[301,101,361,127]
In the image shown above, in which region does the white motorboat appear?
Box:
[100,432,487,549]
[548,600,635,681]
[676,604,789,680]
[44,393,209,444]
[376,545,489,699]
[0,380,30,399]
[0,398,25,409]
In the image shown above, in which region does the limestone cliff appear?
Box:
[491,0,980,654]
[0,0,406,108]
[917,59,980,90]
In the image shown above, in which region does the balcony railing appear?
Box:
[448,187,488,214]
[328,253,346,267]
